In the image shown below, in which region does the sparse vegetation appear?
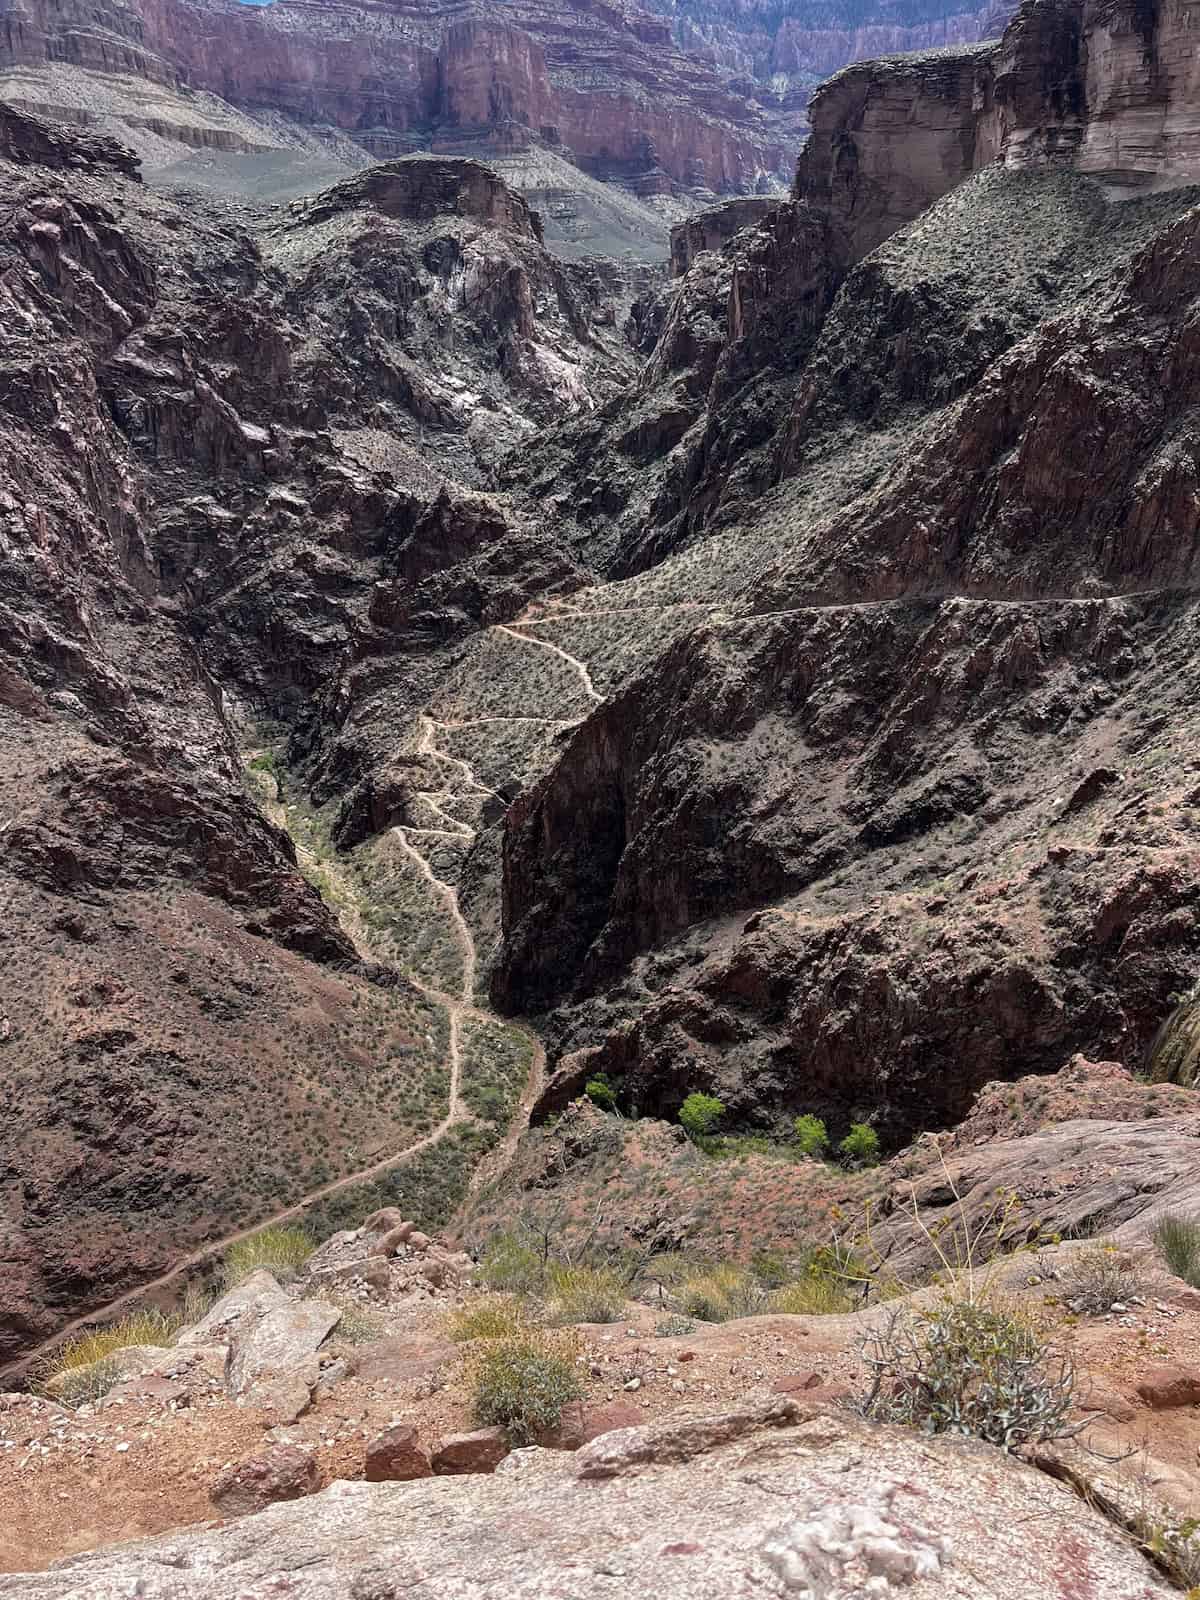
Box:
[446,1295,532,1342]
[1153,1212,1200,1288]
[793,1114,829,1157]
[1061,1243,1148,1313]
[679,1092,724,1142]
[654,1313,696,1337]
[321,1299,384,1344]
[857,1296,1079,1450]
[222,1225,314,1288]
[546,1263,626,1325]
[468,1326,584,1444]
[37,1310,180,1406]
[477,1231,546,1295]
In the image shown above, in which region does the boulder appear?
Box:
[179,1271,288,1347]
[353,1335,456,1386]
[227,1300,341,1400]
[1135,1365,1200,1410]
[537,1400,644,1450]
[431,1427,509,1475]
[575,1395,804,1480]
[209,1443,319,1517]
[375,1222,416,1255]
[364,1423,433,1482]
[361,1208,405,1235]
[309,1255,391,1292]
[406,1231,432,1253]
[6,1409,1177,1598]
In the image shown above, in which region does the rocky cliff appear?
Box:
[0,113,637,1362]
[0,0,790,195]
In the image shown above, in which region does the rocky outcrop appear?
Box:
[0,1406,1176,1596]
[669,195,778,275]
[302,156,542,239]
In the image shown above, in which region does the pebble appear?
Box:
[623,1378,641,1392]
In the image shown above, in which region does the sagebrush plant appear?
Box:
[445,1295,532,1343]
[1153,1212,1200,1288]
[1061,1243,1147,1314]
[654,1313,696,1337]
[222,1225,314,1288]
[546,1263,625,1325]
[468,1327,583,1444]
[857,1296,1080,1451]
[48,1356,126,1408]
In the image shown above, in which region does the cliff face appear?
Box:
[488,0,1200,1145]
[0,111,638,1361]
[0,0,790,193]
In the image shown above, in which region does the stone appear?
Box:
[406,1231,432,1253]
[375,1223,415,1255]
[247,1360,320,1425]
[771,1371,823,1397]
[353,1336,456,1386]
[364,1424,433,1482]
[1135,1365,1200,1410]
[575,1396,804,1480]
[432,1427,509,1475]
[360,1208,405,1236]
[1076,1382,1136,1423]
[4,1409,1176,1598]
[209,1443,319,1517]
[226,1300,341,1399]
[537,1401,644,1450]
[179,1272,288,1347]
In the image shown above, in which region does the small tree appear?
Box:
[793,1114,829,1158]
[585,1075,618,1113]
[679,1092,724,1142]
[839,1122,880,1169]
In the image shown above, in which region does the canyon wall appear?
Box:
[0,0,790,191]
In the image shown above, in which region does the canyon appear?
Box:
[1,0,1200,1585]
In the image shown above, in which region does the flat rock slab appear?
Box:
[5,1408,1175,1598]
[181,1271,288,1347]
[227,1301,341,1399]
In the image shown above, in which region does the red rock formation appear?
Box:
[0,0,790,190]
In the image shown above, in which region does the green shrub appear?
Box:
[222,1225,314,1288]
[793,1114,829,1158]
[1154,1212,1200,1288]
[547,1263,626,1325]
[857,1296,1077,1450]
[654,1314,696,1337]
[477,1231,545,1295]
[469,1328,583,1444]
[321,1299,384,1344]
[679,1092,724,1141]
[750,1250,790,1289]
[584,1075,618,1113]
[839,1122,881,1169]
[446,1295,531,1342]
[37,1309,180,1407]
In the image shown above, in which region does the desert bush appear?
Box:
[477,1231,545,1295]
[857,1296,1078,1450]
[654,1313,696,1337]
[547,1263,625,1324]
[468,1327,583,1444]
[1061,1243,1147,1314]
[678,1263,765,1323]
[50,1356,127,1408]
[1153,1212,1200,1288]
[222,1225,314,1288]
[679,1092,724,1141]
[446,1295,531,1343]
[793,1114,829,1158]
[839,1122,881,1168]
